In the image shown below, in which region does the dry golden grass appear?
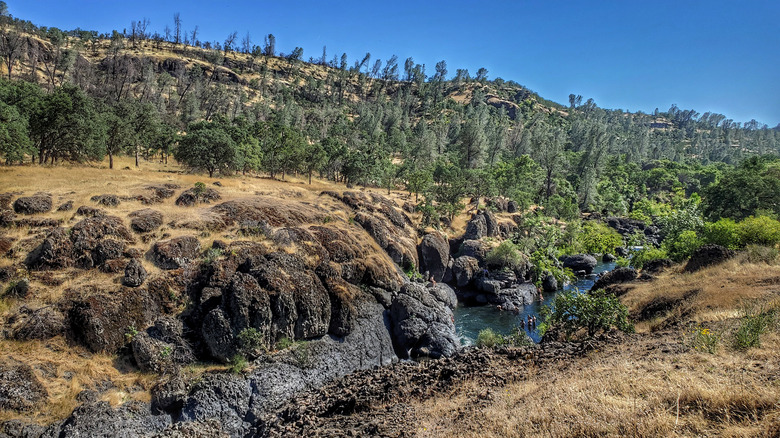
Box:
[0,337,157,425]
[412,258,780,438]
[622,259,780,330]
[415,331,780,438]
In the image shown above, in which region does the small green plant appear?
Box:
[691,326,719,354]
[732,305,775,350]
[476,328,504,348]
[404,262,423,281]
[631,247,669,269]
[237,328,266,357]
[229,354,248,374]
[193,181,207,196]
[125,325,139,343]
[615,257,631,268]
[160,345,172,358]
[291,342,312,368]
[202,247,224,264]
[539,289,634,339]
[322,215,332,224]
[486,240,525,270]
[275,336,294,350]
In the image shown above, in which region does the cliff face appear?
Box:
[0,164,469,435]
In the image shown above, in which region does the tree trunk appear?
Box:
[135,146,139,167]
[109,151,114,169]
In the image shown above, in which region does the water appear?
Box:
[453,260,616,344]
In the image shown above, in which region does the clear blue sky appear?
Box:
[10,0,780,125]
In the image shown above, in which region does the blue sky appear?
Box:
[10,0,779,125]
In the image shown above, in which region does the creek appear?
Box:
[453,260,617,344]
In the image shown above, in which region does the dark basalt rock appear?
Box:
[13,194,52,215]
[592,267,637,292]
[419,231,450,282]
[175,188,221,206]
[129,208,164,233]
[76,205,106,217]
[561,254,597,275]
[0,362,48,412]
[152,236,201,270]
[684,244,736,273]
[390,283,458,359]
[542,271,558,293]
[90,194,120,207]
[123,258,147,287]
[459,240,489,266]
[452,255,480,288]
[57,200,74,211]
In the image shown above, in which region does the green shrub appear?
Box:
[476,328,503,348]
[201,247,224,264]
[702,218,741,249]
[275,336,294,350]
[631,247,668,269]
[577,221,623,255]
[229,354,248,374]
[539,289,634,339]
[691,326,719,354]
[662,229,703,262]
[732,306,775,350]
[486,240,525,270]
[615,257,630,268]
[737,215,780,247]
[237,328,266,357]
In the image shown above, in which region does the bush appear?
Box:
[476,328,533,348]
[702,218,741,249]
[237,328,265,357]
[539,289,634,339]
[486,240,525,270]
[691,326,719,354]
[631,247,668,269]
[733,305,775,350]
[737,216,780,247]
[229,354,248,374]
[662,229,703,262]
[476,328,503,348]
[577,221,624,255]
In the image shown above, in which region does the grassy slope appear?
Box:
[414,259,780,437]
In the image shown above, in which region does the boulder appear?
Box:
[0,363,48,412]
[55,400,171,437]
[428,283,457,309]
[562,254,598,275]
[483,210,499,237]
[602,253,616,262]
[152,236,201,269]
[592,267,637,292]
[175,187,221,206]
[129,209,164,233]
[390,283,458,359]
[615,247,630,257]
[123,258,147,287]
[542,272,558,293]
[463,214,487,241]
[76,205,106,217]
[57,200,73,211]
[25,227,73,270]
[132,317,194,373]
[684,244,736,273]
[13,194,52,215]
[489,283,537,310]
[452,255,480,288]
[507,200,519,213]
[90,194,120,207]
[642,258,673,275]
[93,239,125,266]
[70,216,134,269]
[68,286,162,353]
[419,231,449,282]
[459,240,489,265]
[11,305,66,341]
[0,210,15,227]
